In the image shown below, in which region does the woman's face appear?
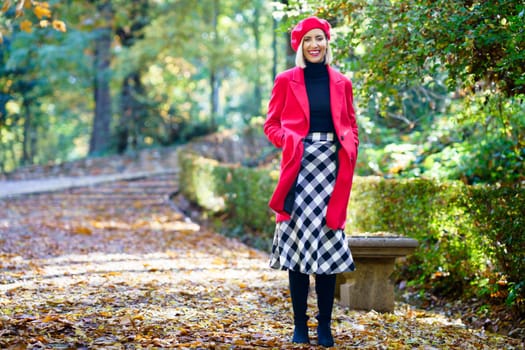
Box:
[302,28,327,64]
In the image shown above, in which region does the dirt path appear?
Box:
[0,174,523,349]
[0,170,175,198]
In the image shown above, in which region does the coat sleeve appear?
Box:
[264,74,287,148]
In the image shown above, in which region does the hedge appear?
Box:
[178,151,525,312]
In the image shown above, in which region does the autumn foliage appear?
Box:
[0,0,66,43]
[1,172,523,348]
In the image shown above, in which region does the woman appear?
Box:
[264,16,359,347]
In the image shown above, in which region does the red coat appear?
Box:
[264,66,359,229]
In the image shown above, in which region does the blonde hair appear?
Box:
[295,37,333,68]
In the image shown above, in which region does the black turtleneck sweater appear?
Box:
[304,61,335,133]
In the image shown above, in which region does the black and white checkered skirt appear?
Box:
[269,132,355,275]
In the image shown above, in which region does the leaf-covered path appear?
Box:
[0,174,522,349]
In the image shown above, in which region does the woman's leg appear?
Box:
[315,273,336,347]
[288,270,310,343]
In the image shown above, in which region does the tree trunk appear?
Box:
[0,129,4,172]
[116,74,132,154]
[21,99,31,166]
[89,0,113,156]
[209,0,220,128]
[116,0,149,154]
[272,13,278,82]
[252,2,262,117]
[118,72,146,153]
[278,0,295,69]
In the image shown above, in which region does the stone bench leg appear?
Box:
[336,257,396,313]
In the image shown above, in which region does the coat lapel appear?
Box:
[288,66,345,128]
[290,67,309,121]
[328,66,345,129]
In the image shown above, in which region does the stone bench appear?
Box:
[335,234,419,313]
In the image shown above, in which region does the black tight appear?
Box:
[288,270,336,323]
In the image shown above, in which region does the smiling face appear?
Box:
[301,28,327,64]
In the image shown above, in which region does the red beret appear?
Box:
[290,16,331,52]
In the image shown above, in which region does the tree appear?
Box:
[0,20,91,170]
[1,0,277,172]
[115,0,150,154]
[88,0,113,156]
[209,0,220,128]
[281,0,524,183]
[314,0,524,99]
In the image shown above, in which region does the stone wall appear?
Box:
[184,129,274,166]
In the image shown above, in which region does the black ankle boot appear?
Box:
[292,322,310,344]
[289,270,310,344]
[317,320,334,347]
[315,273,336,347]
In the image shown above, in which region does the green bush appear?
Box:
[178,152,224,212]
[178,151,525,312]
[464,183,525,312]
[178,151,276,248]
[213,165,276,235]
[347,178,525,309]
[347,177,484,297]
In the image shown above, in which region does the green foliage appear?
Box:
[348,177,488,297]
[464,183,525,311]
[452,95,525,184]
[1,0,277,173]
[283,1,525,185]
[3,0,524,187]
[178,152,224,213]
[347,177,524,309]
[213,165,276,234]
[317,0,525,98]
[178,151,276,246]
[359,95,525,184]
[0,24,96,172]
